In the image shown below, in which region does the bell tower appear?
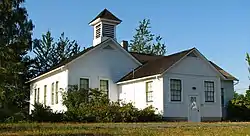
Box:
[89,9,122,46]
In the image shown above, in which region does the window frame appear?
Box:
[204,81,215,103]
[44,85,47,105]
[37,88,40,103]
[34,88,37,104]
[99,78,109,97]
[169,78,183,102]
[146,81,153,102]
[79,77,90,90]
[221,88,224,107]
[55,81,59,104]
[51,82,54,105]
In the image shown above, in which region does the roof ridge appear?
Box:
[89,9,121,24]
[164,47,195,58]
[129,52,163,56]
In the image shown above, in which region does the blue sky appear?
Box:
[25,0,250,93]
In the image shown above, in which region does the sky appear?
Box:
[25,0,250,93]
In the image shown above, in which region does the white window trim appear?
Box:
[37,88,40,103]
[79,77,91,90]
[44,85,47,106]
[203,80,216,103]
[168,78,184,103]
[55,81,59,105]
[98,77,110,98]
[145,80,154,103]
[51,82,54,105]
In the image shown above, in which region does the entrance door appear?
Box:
[188,95,201,122]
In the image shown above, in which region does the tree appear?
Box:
[247,53,250,77]
[31,31,80,77]
[0,0,34,121]
[130,19,166,55]
[55,32,80,62]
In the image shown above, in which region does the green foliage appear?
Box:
[31,31,80,77]
[247,53,250,72]
[62,86,162,122]
[227,91,250,121]
[130,19,166,55]
[30,103,63,122]
[0,0,33,122]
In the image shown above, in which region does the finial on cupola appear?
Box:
[89,9,122,46]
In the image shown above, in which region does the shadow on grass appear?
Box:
[32,134,112,136]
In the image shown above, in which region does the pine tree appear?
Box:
[0,0,34,120]
[31,31,80,77]
[130,19,166,55]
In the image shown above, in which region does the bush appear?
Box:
[62,85,162,123]
[30,103,64,122]
[227,97,250,121]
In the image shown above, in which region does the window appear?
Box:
[146,81,153,102]
[51,83,54,105]
[204,81,215,102]
[44,85,47,105]
[37,88,40,103]
[80,78,89,90]
[95,24,101,38]
[100,80,109,96]
[34,89,37,104]
[170,79,182,101]
[55,81,59,104]
[221,88,224,106]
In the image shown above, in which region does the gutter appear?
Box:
[117,74,161,85]
[26,66,65,83]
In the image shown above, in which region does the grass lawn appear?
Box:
[0,122,250,136]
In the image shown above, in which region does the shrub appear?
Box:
[62,85,162,122]
[30,103,64,122]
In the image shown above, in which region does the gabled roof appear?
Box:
[118,48,194,82]
[118,48,238,82]
[27,38,141,83]
[130,52,163,64]
[209,61,238,81]
[89,9,121,24]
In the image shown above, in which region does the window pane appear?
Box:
[170,79,181,101]
[205,81,214,102]
[100,80,109,96]
[34,89,37,104]
[55,81,59,104]
[146,81,153,102]
[80,78,89,90]
[37,88,40,103]
[44,85,47,105]
[51,83,54,105]
[221,88,224,106]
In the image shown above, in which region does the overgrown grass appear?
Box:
[0,122,250,136]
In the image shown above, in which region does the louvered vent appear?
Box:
[103,24,115,38]
[187,52,197,57]
[95,24,101,38]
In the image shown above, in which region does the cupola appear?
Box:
[89,9,122,46]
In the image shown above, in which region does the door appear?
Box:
[188,95,201,122]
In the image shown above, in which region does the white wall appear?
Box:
[118,77,164,114]
[221,80,234,118]
[29,69,68,113]
[163,56,222,119]
[221,80,234,105]
[68,40,140,101]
